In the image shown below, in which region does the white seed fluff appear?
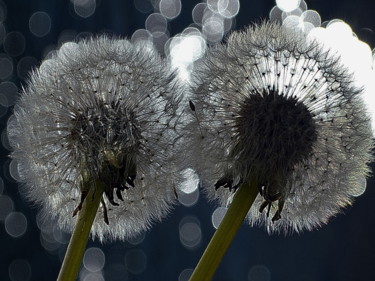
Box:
[7,37,183,241]
[187,22,373,234]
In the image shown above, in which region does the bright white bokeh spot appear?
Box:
[5,212,28,238]
[179,216,202,249]
[0,195,14,221]
[307,19,375,134]
[29,11,51,37]
[177,168,199,194]
[326,20,353,39]
[168,31,206,80]
[211,207,227,229]
[159,0,182,20]
[276,0,301,12]
[301,10,321,27]
[83,247,105,273]
[8,259,31,281]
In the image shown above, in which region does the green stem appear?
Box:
[189,181,259,281]
[57,181,105,281]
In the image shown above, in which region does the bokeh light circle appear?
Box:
[9,159,22,182]
[177,187,200,207]
[0,54,13,80]
[5,212,28,238]
[269,6,283,23]
[218,0,240,19]
[177,168,199,194]
[179,216,202,249]
[0,1,7,23]
[83,247,106,273]
[0,81,18,107]
[192,3,206,26]
[131,29,153,44]
[248,265,271,281]
[124,249,147,275]
[73,0,96,18]
[17,56,38,81]
[145,13,168,34]
[29,11,52,37]
[159,0,182,20]
[8,259,31,281]
[349,177,367,197]
[134,0,153,14]
[202,16,224,43]
[83,273,105,281]
[276,0,301,12]
[301,10,321,27]
[152,31,169,54]
[211,206,227,229]
[179,268,193,281]
[126,232,146,246]
[0,195,14,221]
[3,32,26,57]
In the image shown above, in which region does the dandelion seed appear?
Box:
[7,37,183,241]
[187,22,373,233]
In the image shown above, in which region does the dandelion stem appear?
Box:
[57,181,105,281]
[189,181,258,281]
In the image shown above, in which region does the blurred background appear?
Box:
[0,0,375,280]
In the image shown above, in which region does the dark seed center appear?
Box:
[237,89,317,177]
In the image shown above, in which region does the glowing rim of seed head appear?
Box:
[276,0,301,12]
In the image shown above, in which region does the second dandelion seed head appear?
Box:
[188,22,373,233]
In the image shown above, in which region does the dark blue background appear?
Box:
[0,0,375,280]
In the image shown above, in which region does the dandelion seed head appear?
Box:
[7,36,183,241]
[188,22,373,233]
